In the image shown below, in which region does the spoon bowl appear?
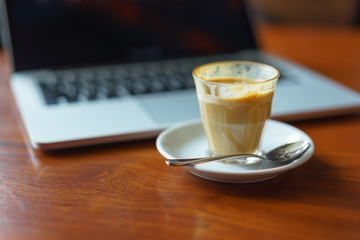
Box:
[165,141,311,166]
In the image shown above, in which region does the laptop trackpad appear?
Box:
[137,91,200,124]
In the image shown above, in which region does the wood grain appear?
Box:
[0,24,360,240]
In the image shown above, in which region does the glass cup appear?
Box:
[193,61,280,164]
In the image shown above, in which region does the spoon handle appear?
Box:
[165,154,263,166]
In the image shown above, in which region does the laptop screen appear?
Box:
[3,0,257,71]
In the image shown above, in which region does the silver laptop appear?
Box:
[1,0,360,150]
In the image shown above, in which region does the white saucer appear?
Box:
[156,119,314,183]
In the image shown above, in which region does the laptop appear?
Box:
[1,0,360,150]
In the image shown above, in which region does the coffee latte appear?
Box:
[197,78,274,155]
[193,61,279,161]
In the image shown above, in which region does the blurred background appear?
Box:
[1,0,359,50]
[246,0,359,25]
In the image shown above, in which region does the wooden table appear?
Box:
[0,24,360,240]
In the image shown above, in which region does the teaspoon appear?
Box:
[165,141,311,166]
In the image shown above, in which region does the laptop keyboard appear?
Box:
[37,63,196,105]
[37,54,292,105]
